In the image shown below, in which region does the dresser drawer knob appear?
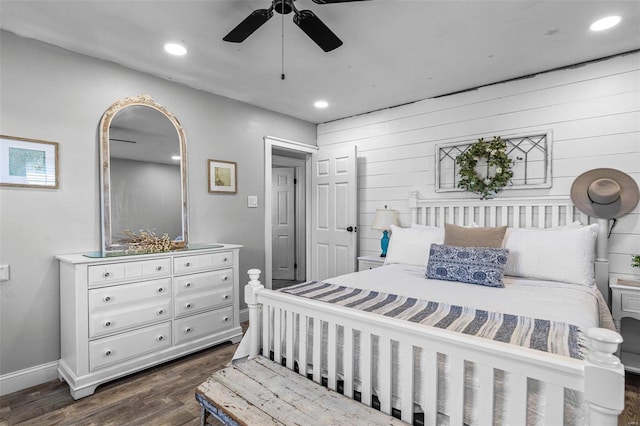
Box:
[223,257,229,262]
[223,294,229,300]
[103,271,111,278]
[223,317,229,322]
[156,266,163,271]
[185,282,192,288]
[157,335,164,342]
[222,276,229,281]
[186,303,192,309]
[103,296,111,302]
[184,262,191,267]
[104,321,112,328]
[185,327,192,333]
[157,308,164,315]
[105,350,112,357]
[157,287,164,293]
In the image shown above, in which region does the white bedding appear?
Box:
[325,263,602,333]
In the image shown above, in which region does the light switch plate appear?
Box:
[0,265,9,282]
[248,195,258,208]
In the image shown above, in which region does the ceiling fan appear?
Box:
[223,0,368,52]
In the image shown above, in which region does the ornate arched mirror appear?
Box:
[99,95,189,254]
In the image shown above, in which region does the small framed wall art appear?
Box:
[0,135,59,189]
[208,159,237,194]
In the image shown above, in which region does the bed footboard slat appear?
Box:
[274,307,282,364]
[544,382,565,424]
[477,363,495,424]
[360,331,372,406]
[448,354,465,425]
[312,318,322,383]
[422,350,438,426]
[327,321,337,391]
[506,371,528,425]
[343,325,354,398]
[399,341,414,423]
[298,314,308,377]
[286,311,294,369]
[378,336,392,415]
[262,305,269,358]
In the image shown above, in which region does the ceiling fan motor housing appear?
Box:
[274,0,294,14]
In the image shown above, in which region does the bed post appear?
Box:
[245,269,263,359]
[584,327,625,425]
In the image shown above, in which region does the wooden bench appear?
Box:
[195,355,406,425]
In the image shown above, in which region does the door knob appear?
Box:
[346,226,356,232]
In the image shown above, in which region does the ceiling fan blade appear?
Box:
[223,9,274,43]
[311,0,370,4]
[293,10,343,52]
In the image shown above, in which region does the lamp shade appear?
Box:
[372,207,399,231]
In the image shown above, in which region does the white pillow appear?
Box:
[384,225,444,266]
[503,223,599,286]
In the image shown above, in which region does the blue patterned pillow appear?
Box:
[426,244,509,287]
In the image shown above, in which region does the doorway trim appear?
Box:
[264,136,318,290]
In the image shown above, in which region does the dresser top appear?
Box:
[57,243,242,264]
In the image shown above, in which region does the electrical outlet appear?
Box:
[0,265,9,282]
[248,195,258,208]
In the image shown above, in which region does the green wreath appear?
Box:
[456,136,513,200]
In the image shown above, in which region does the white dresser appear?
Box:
[56,244,243,399]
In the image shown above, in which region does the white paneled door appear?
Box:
[272,167,296,280]
[311,146,358,281]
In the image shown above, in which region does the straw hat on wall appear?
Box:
[570,168,639,219]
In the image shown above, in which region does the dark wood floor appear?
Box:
[1,336,639,425]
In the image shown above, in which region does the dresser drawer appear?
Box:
[173,307,233,345]
[175,286,233,317]
[89,278,171,312]
[174,269,233,296]
[88,258,171,286]
[89,298,172,338]
[90,322,171,371]
[173,252,233,275]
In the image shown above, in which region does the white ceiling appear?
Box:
[1,1,639,124]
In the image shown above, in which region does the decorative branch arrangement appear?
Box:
[456,136,514,200]
[118,229,186,253]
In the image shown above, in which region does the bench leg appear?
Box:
[200,406,208,426]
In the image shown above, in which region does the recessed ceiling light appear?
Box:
[314,100,329,109]
[172,155,181,161]
[590,16,621,32]
[164,43,187,56]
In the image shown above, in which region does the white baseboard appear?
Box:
[0,361,59,396]
[239,308,249,324]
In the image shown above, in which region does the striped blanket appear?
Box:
[281,281,585,359]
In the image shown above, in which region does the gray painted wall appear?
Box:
[0,30,316,376]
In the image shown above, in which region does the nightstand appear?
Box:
[357,256,385,271]
[610,278,640,374]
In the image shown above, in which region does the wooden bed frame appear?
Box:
[243,194,625,425]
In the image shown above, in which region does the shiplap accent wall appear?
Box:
[317,52,640,282]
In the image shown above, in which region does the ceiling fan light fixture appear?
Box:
[314,100,329,109]
[164,42,187,56]
[590,15,621,31]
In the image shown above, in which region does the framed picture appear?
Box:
[0,135,59,189]
[208,159,237,194]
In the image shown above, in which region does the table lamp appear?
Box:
[372,205,399,257]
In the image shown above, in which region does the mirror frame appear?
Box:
[99,94,189,254]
